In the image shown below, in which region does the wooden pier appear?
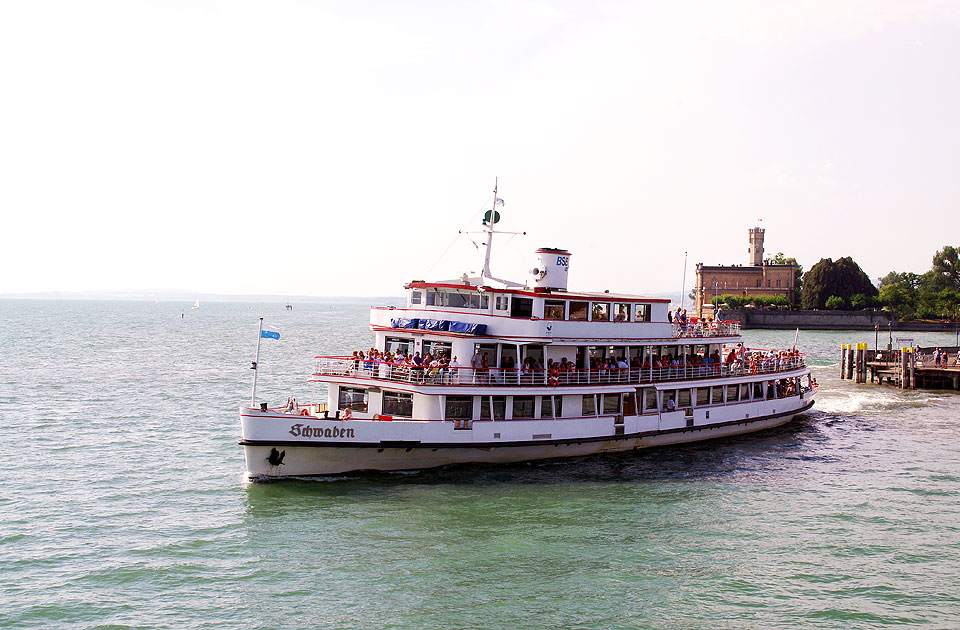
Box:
[840,344,960,390]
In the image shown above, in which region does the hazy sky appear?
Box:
[2,1,959,297]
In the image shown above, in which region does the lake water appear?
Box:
[2,300,959,629]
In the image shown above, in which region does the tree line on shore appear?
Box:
[711,246,960,321]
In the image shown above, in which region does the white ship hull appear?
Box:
[240,390,815,479]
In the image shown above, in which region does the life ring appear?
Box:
[300,408,310,416]
[548,370,560,387]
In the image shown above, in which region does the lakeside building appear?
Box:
[694,227,798,317]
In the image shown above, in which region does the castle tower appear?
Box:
[748,227,765,266]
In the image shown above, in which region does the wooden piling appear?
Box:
[846,348,855,380]
[900,348,909,389]
[909,350,916,389]
[840,345,847,379]
[857,343,867,383]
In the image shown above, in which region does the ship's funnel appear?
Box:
[531,248,571,291]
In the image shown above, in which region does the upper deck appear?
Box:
[377,282,740,343]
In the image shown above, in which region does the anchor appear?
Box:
[267,448,286,466]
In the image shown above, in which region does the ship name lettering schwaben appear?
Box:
[288,423,355,439]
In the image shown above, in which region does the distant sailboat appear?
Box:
[155,296,159,304]
[192,298,200,310]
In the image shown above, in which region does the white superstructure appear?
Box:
[238,190,817,479]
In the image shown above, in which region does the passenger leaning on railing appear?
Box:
[559,357,573,383]
[351,351,361,372]
[448,356,460,383]
[520,357,533,383]
[501,355,517,383]
[480,352,490,383]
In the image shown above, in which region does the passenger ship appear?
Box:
[239,205,816,479]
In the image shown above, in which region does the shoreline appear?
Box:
[723,308,959,332]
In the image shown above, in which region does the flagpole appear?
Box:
[680,251,688,310]
[251,317,263,407]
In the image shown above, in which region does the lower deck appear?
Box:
[320,371,812,425]
[241,371,815,449]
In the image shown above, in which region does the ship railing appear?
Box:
[672,319,741,338]
[312,356,806,387]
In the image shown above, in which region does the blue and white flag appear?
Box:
[261,324,280,340]
[495,197,505,206]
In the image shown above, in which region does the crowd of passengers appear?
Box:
[339,345,804,384]
[668,307,740,337]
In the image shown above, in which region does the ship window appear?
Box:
[425,290,438,306]
[511,297,533,318]
[512,396,535,419]
[677,389,691,408]
[444,396,473,420]
[582,394,597,416]
[422,340,452,359]
[696,388,710,406]
[542,395,563,418]
[480,396,506,420]
[727,384,740,402]
[338,387,368,413]
[385,337,413,356]
[495,295,509,310]
[740,384,751,400]
[754,382,765,399]
[410,291,422,305]
[569,301,588,321]
[613,303,630,322]
[712,387,724,404]
[544,300,566,320]
[642,388,657,411]
[634,304,651,322]
[481,295,489,309]
[592,302,610,321]
[383,391,413,418]
[602,394,621,414]
[445,292,480,309]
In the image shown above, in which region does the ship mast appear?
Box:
[477,178,524,288]
[480,178,498,280]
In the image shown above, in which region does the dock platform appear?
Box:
[840,344,960,390]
